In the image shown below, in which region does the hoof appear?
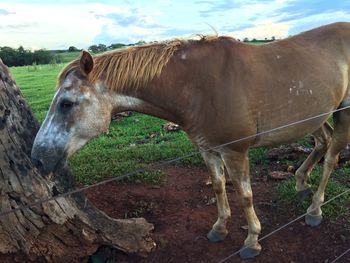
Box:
[207,229,227,242]
[305,213,323,226]
[297,188,313,201]
[239,244,261,259]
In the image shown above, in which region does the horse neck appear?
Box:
[108,47,202,128]
[110,79,189,127]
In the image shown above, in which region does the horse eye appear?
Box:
[60,100,74,110]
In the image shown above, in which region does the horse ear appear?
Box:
[80,50,94,76]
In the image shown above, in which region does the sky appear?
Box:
[0,0,349,50]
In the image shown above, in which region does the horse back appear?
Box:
[183,23,350,149]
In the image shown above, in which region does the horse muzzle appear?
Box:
[31,145,66,175]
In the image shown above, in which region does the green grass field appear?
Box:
[9,61,349,220]
[59,51,81,63]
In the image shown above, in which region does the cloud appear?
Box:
[287,11,350,35]
[0,9,15,15]
[96,13,136,27]
[0,0,349,50]
[91,5,171,45]
[193,0,298,37]
[277,0,350,20]
[0,2,108,49]
[0,24,34,29]
[160,28,199,38]
[228,22,290,39]
[197,0,282,18]
[94,11,165,29]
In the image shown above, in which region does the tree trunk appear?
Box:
[0,59,155,262]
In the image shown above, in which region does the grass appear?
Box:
[10,62,349,219]
[11,63,63,120]
[59,51,81,63]
[276,166,350,221]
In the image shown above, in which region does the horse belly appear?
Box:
[253,112,330,147]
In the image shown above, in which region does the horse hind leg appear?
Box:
[220,149,261,259]
[201,151,231,242]
[295,122,332,199]
[305,109,350,226]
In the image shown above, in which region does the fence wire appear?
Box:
[331,247,350,263]
[1,104,350,261]
[1,105,350,218]
[217,187,350,263]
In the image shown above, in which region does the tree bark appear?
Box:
[0,59,155,262]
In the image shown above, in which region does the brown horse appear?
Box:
[31,22,350,259]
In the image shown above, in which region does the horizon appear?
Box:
[0,0,349,50]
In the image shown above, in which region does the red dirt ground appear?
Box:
[85,164,350,263]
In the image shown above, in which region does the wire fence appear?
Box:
[217,187,350,263]
[331,247,350,263]
[2,104,350,261]
[2,105,350,218]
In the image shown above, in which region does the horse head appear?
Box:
[31,51,112,174]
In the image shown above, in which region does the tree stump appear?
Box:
[0,59,155,262]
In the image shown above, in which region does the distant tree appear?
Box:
[33,49,54,65]
[135,40,146,46]
[18,45,25,55]
[0,47,19,66]
[108,43,126,50]
[243,37,249,42]
[88,44,108,54]
[88,44,99,53]
[97,44,107,52]
[272,36,276,41]
[68,46,79,52]
[0,46,60,66]
[17,46,33,66]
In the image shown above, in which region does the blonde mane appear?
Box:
[59,36,222,91]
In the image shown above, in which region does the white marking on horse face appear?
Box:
[95,81,106,93]
[34,121,69,150]
[181,53,187,60]
[34,89,67,148]
[276,55,281,59]
[63,77,73,88]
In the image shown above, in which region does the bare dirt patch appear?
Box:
[86,165,350,263]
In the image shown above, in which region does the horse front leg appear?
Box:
[201,151,231,242]
[221,149,262,259]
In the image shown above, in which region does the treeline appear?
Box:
[0,46,61,67]
[87,40,146,54]
[1,40,148,67]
